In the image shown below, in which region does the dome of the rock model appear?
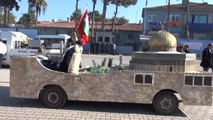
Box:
[149,30,177,51]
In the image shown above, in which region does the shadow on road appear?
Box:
[0,86,186,117]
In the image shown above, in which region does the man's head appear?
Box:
[184,45,189,50]
[208,43,213,49]
[76,40,82,46]
[71,32,78,42]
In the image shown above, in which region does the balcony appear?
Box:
[189,23,213,32]
[149,22,181,31]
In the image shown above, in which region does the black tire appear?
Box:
[39,86,67,108]
[152,91,179,115]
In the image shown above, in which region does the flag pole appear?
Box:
[143,1,147,35]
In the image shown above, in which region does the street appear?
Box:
[0,54,213,120]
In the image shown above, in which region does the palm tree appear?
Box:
[111,0,137,32]
[91,0,97,38]
[28,0,36,14]
[0,0,20,26]
[101,0,111,31]
[75,0,79,29]
[35,0,47,27]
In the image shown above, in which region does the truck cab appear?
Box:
[0,31,37,65]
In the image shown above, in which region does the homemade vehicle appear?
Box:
[10,31,213,115]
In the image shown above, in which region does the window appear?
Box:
[192,14,208,24]
[2,40,6,44]
[14,41,22,49]
[105,37,109,42]
[134,74,154,85]
[148,15,155,22]
[204,77,212,86]
[145,75,153,84]
[194,76,203,86]
[185,76,212,87]
[98,37,103,42]
[135,75,143,84]
[169,14,180,22]
[185,76,193,85]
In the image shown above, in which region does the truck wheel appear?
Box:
[152,91,179,115]
[39,86,67,108]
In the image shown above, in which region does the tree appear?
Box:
[91,0,97,38]
[70,9,81,21]
[88,11,102,22]
[35,0,47,27]
[117,16,129,24]
[0,0,20,26]
[75,0,79,29]
[0,8,3,24]
[19,13,36,28]
[7,12,16,24]
[110,0,137,32]
[101,0,111,31]
[28,0,36,14]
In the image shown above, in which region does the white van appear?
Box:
[33,34,70,49]
[0,31,37,65]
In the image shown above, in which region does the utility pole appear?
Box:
[167,0,171,32]
[186,0,189,40]
[143,7,146,35]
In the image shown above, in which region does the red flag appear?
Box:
[77,7,89,45]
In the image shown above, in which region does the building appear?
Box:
[37,21,142,50]
[142,0,213,40]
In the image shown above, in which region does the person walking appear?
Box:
[183,45,191,53]
[200,43,213,72]
[113,43,116,55]
[0,39,7,69]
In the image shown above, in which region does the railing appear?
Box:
[188,23,213,31]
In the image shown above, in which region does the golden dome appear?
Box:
[149,30,177,51]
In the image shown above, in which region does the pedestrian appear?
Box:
[90,41,94,54]
[177,45,184,53]
[0,38,7,69]
[183,45,191,53]
[200,43,213,72]
[113,43,116,55]
[95,42,99,54]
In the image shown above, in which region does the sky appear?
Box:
[12,0,213,23]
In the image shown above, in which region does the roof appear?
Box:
[147,2,213,10]
[37,21,142,31]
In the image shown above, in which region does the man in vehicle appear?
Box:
[58,32,82,73]
[0,38,7,69]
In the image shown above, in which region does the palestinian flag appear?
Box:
[77,7,89,45]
